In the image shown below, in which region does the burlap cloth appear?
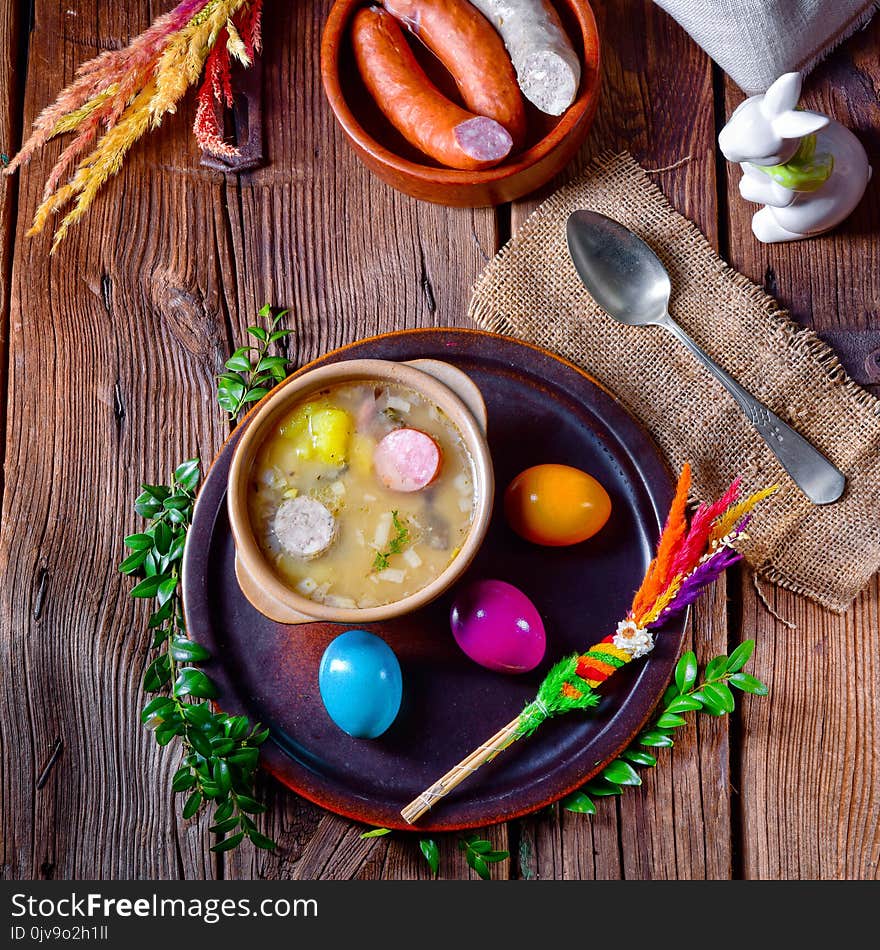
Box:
[469,152,880,613]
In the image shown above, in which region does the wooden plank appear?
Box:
[510,0,731,880]
[0,0,25,466]
[0,1,242,880]
[722,18,880,880]
[201,0,503,880]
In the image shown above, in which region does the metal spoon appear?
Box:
[566,210,845,505]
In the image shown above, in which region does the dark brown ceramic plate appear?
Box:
[182,329,685,831]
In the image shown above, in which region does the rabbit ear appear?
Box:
[761,72,803,116]
[773,109,830,138]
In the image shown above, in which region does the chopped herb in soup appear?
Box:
[248,381,476,607]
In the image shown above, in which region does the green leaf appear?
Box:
[601,759,642,786]
[119,549,149,574]
[172,768,196,792]
[622,749,657,767]
[705,655,729,682]
[143,654,171,691]
[183,702,214,725]
[674,650,698,693]
[242,387,270,404]
[258,303,273,319]
[703,681,736,713]
[148,600,174,627]
[210,738,236,756]
[182,791,202,819]
[174,667,219,699]
[225,716,250,739]
[142,484,171,502]
[483,851,508,863]
[188,730,214,759]
[217,381,245,413]
[124,532,154,551]
[360,827,391,839]
[141,696,174,721]
[639,730,674,748]
[654,712,688,729]
[152,520,172,556]
[468,840,492,854]
[247,831,277,851]
[209,816,240,835]
[247,325,269,342]
[170,637,211,662]
[419,838,440,877]
[228,747,259,769]
[690,690,724,715]
[236,795,267,815]
[156,575,178,606]
[162,494,191,511]
[213,759,232,795]
[226,351,253,373]
[664,695,703,713]
[728,672,769,695]
[213,799,234,823]
[585,778,623,797]
[562,790,596,814]
[256,355,288,374]
[131,575,163,599]
[167,534,187,561]
[210,831,245,853]
[173,458,200,492]
[155,726,180,746]
[250,727,270,745]
[468,853,490,880]
[269,329,292,343]
[726,640,756,673]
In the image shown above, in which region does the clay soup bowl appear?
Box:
[227,358,494,624]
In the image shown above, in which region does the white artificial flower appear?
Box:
[612,619,654,659]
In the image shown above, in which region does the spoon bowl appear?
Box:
[566,210,672,326]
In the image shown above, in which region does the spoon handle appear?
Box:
[661,317,845,505]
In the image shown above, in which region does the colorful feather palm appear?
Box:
[5,0,263,250]
[401,465,776,824]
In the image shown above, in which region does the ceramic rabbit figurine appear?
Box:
[718,72,871,243]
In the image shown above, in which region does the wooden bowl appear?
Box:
[320,0,601,206]
[227,357,495,625]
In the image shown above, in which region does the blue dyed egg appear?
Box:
[318,630,403,739]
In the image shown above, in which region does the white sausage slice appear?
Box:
[468,0,581,116]
[273,496,338,560]
[373,428,442,493]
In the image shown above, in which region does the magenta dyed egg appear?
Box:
[450,579,546,674]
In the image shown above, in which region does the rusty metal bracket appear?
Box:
[200,57,265,173]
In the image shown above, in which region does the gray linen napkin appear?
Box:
[654,0,878,92]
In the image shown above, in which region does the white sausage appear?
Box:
[467,0,581,116]
[273,496,338,560]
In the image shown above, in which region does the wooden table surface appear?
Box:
[2,0,879,881]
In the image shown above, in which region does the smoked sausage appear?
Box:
[373,428,442,493]
[351,6,513,170]
[382,0,527,147]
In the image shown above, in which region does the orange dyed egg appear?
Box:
[504,464,611,546]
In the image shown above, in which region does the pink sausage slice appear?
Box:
[373,428,442,492]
